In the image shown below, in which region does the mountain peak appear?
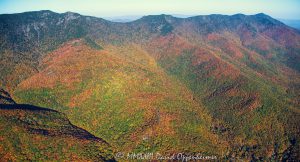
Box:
[250,13,283,26]
[63,11,81,16]
[231,13,246,18]
[40,10,54,13]
[140,14,175,21]
[62,11,81,21]
[135,14,175,35]
[26,10,56,15]
[255,13,269,17]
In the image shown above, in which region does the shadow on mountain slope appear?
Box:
[0,88,115,161]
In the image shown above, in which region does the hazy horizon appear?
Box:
[1,0,300,20]
[1,10,300,23]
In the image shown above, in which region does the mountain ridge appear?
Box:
[1,10,280,22]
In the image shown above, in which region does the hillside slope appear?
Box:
[0,89,115,161]
[144,33,300,160]
[14,39,228,156]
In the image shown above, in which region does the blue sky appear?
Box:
[0,0,299,19]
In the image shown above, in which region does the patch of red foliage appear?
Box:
[18,39,108,90]
[263,26,300,47]
[238,93,261,115]
[68,88,93,108]
[220,41,244,59]
[207,33,220,41]
[207,33,245,59]
[193,48,241,80]
[147,34,242,80]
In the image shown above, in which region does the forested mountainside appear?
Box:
[0,88,115,161]
[0,10,299,160]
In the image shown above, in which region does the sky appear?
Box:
[0,0,300,20]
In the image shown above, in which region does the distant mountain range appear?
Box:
[106,15,300,31]
[0,10,299,161]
